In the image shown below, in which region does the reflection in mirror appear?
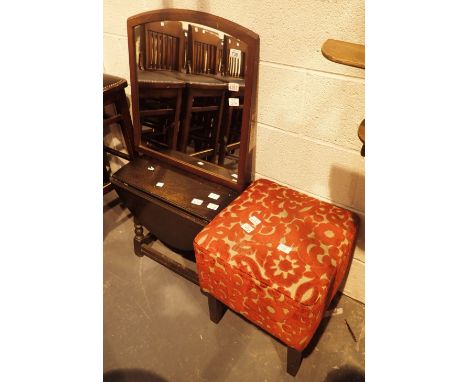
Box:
[132,20,247,180]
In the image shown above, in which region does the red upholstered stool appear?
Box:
[193,178,359,376]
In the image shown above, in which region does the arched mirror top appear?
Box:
[127,9,259,191]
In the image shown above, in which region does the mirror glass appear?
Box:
[130,15,253,187]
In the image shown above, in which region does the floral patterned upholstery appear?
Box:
[194,179,359,351]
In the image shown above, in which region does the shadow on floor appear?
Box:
[103,191,133,240]
[104,368,168,382]
[328,164,365,253]
[324,364,365,382]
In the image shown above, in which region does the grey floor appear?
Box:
[104,190,365,382]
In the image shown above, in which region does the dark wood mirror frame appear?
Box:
[127,9,260,192]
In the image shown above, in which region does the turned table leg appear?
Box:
[133,218,145,257]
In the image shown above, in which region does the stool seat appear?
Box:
[103,74,127,94]
[103,73,135,194]
[194,179,359,352]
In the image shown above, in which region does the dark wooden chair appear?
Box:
[175,75,227,162]
[137,21,186,150]
[137,71,185,151]
[217,86,244,166]
[103,74,136,194]
[217,35,247,166]
[174,24,227,163]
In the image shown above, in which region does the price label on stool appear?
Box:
[207,203,219,210]
[249,216,261,226]
[241,223,254,233]
[277,243,292,254]
[191,198,203,206]
[155,182,164,188]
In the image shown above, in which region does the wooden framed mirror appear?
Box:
[127,9,259,191]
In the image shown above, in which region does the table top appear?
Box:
[358,119,365,143]
[321,39,365,69]
[112,156,239,222]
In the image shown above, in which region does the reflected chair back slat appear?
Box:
[143,21,185,71]
[223,35,247,78]
[187,25,223,75]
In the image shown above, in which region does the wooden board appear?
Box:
[321,39,365,69]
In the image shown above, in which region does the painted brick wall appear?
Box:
[104,0,365,303]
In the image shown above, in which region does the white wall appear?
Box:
[104,0,365,303]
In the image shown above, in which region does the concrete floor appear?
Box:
[104,190,365,382]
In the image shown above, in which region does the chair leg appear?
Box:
[207,294,227,324]
[178,90,193,152]
[115,94,136,159]
[209,91,225,163]
[170,88,183,150]
[287,346,303,377]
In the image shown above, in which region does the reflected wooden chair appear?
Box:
[176,75,227,162]
[176,24,227,163]
[103,74,136,194]
[138,71,185,151]
[217,86,244,166]
[222,35,247,79]
[137,21,186,150]
[217,35,247,166]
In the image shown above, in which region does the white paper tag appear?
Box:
[249,216,261,226]
[197,161,204,166]
[228,82,240,92]
[230,48,241,59]
[191,198,203,206]
[147,166,155,171]
[207,203,219,210]
[241,223,254,233]
[277,243,292,254]
[208,193,220,200]
[231,173,238,179]
[160,21,165,26]
[229,98,239,107]
[155,182,164,188]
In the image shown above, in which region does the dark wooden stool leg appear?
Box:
[207,295,227,324]
[287,346,303,377]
